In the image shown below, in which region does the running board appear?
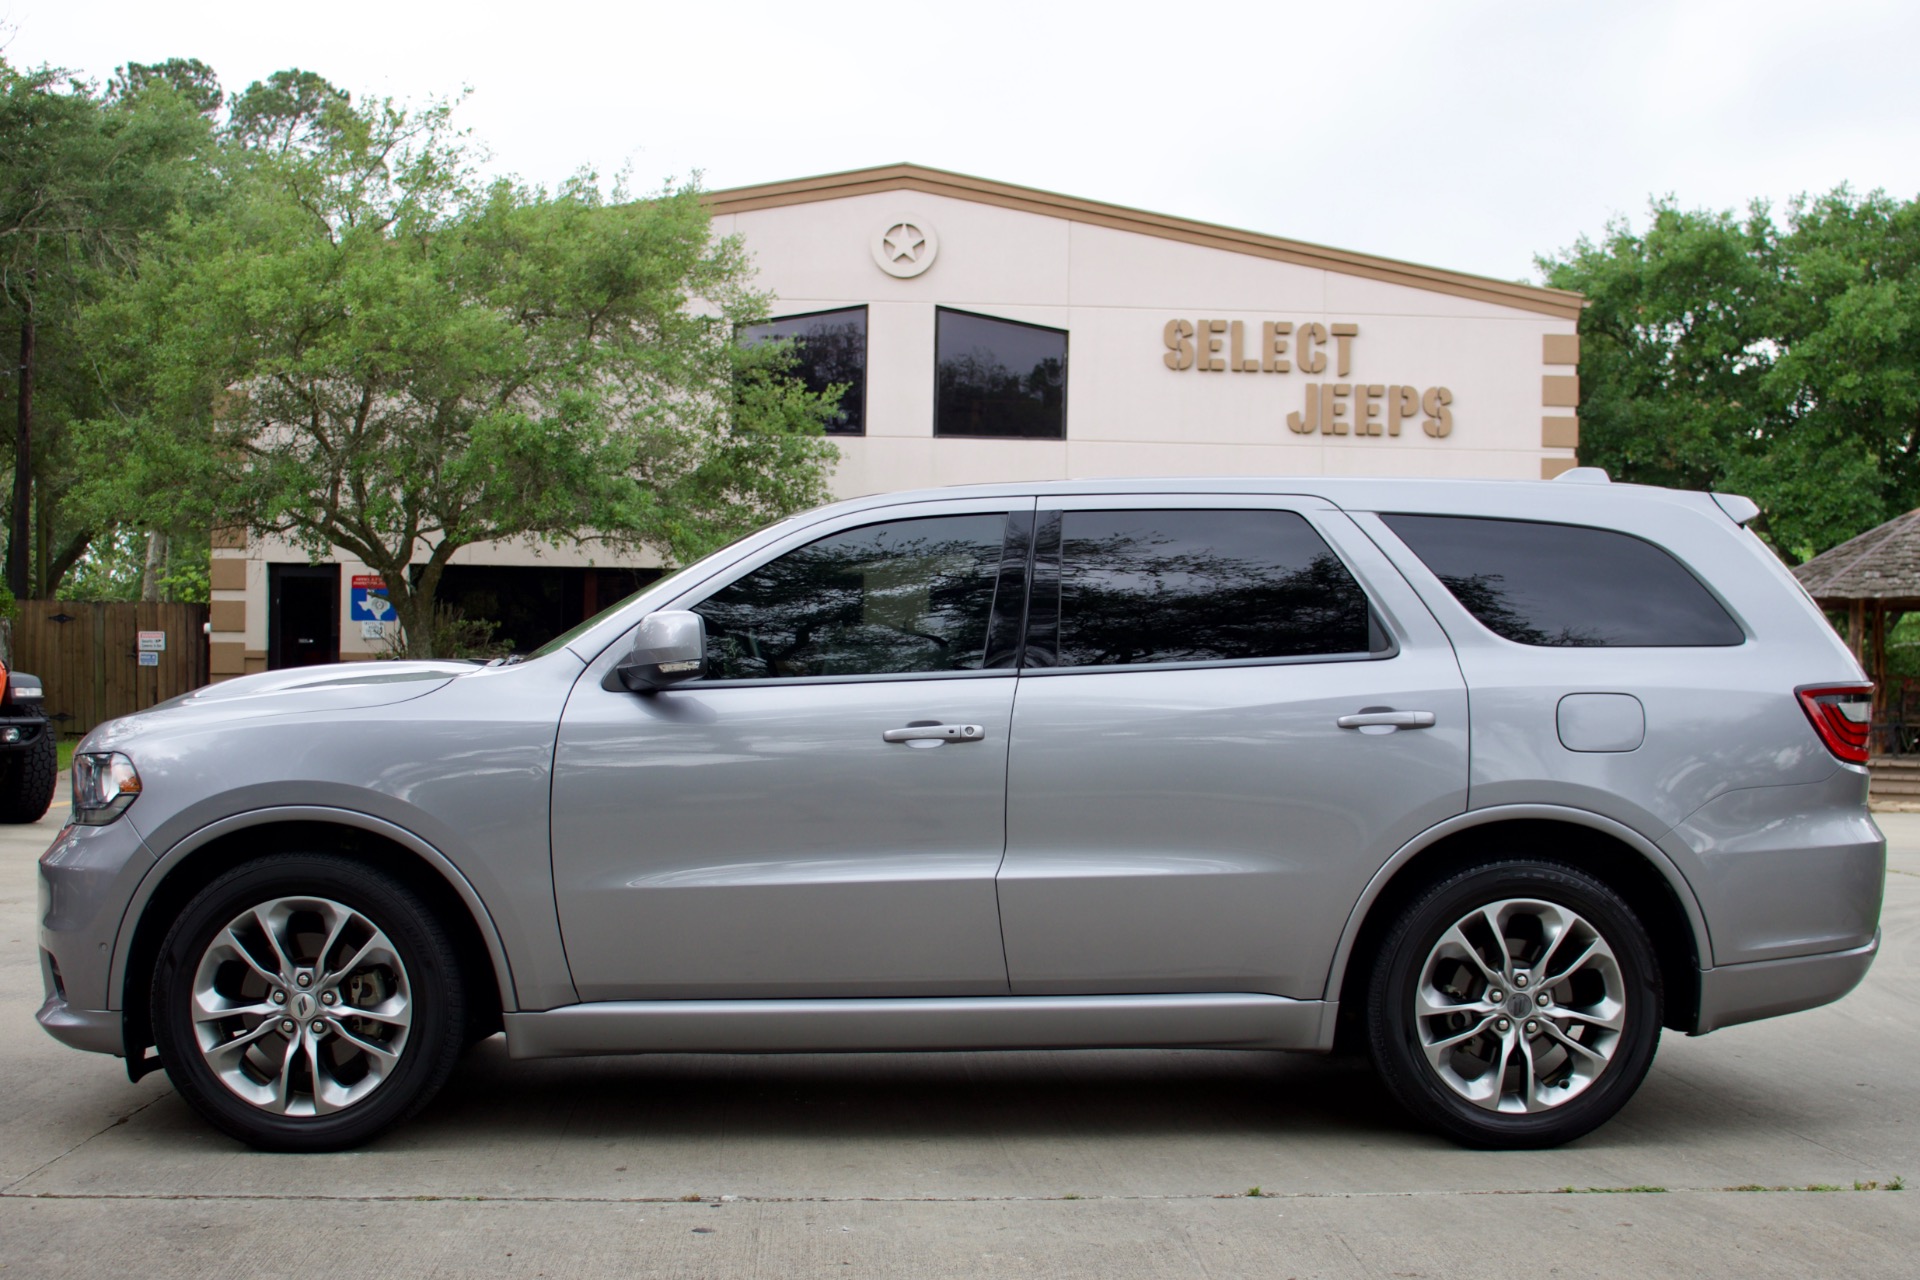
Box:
[503,993,1332,1059]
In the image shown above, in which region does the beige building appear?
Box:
[210,163,1583,676]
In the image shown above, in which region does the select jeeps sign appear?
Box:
[1161,319,1453,438]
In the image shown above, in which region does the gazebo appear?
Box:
[1793,507,1920,754]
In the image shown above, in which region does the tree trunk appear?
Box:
[390,583,437,660]
[388,549,459,660]
[33,479,51,599]
[140,531,168,601]
[42,528,93,600]
[8,310,33,602]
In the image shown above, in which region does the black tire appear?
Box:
[1366,859,1662,1149]
[151,853,466,1151]
[0,729,56,823]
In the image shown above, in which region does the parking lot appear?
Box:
[3,800,1916,1279]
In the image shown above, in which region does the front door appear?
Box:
[996,497,1471,1000]
[268,563,339,669]
[551,499,1034,1001]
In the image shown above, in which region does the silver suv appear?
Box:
[37,475,1884,1151]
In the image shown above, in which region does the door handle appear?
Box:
[1336,710,1436,730]
[882,724,985,744]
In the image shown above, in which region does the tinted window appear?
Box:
[935,308,1067,439]
[1382,514,1743,647]
[695,514,1009,679]
[1041,509,1373,667]
[740,307,866,434]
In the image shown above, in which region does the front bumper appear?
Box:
[0,712,49,747]
[1694,931,1880,1034]
[35,993,123,1056]
[38,814,158,1020]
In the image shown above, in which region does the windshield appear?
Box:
[525,516,803,660]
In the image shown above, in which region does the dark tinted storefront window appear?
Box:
[1037,509,1373,667]
[1382,514,1744,647]
[740,306,867,434]
[695,514,1009,679]
[439,564,662,654]
[935,308,1067,439]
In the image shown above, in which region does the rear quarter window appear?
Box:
[1381,513,1744,647]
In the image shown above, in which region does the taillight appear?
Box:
[1797,684,1873,764]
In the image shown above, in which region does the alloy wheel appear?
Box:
[1413,897,1627,1113]
[189,895,413,1116]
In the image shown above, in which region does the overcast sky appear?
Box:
[6,0,1917,284]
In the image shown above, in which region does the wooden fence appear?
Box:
[11,600,210,735]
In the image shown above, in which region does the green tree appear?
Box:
[91,75,839,655]
[0,59,214,598]
[1538,188,1920,560]
[107,59,224,117]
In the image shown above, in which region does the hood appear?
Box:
[157,661,478,710]
[82,661,477,751]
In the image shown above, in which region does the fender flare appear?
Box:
[1321,803,1710,1003]
[109,805,520,1012]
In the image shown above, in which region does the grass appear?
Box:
[1565,1180,1906,1194]
[1729,1178,1905,1193]
[57,736,78,773]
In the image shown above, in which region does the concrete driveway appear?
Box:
[3,799,1915,1278]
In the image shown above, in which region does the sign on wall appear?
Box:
[1161,319,1453,438]
[350,574,395,623]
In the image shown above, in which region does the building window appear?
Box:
[740,306,867,435]
[935,307,1067,439]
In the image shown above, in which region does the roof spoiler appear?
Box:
[1711,493,1761,526]
[1552,467,1611,485]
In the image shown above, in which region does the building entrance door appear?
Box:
[269,564,340,669]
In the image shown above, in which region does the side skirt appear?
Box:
[503,993,1329,1059]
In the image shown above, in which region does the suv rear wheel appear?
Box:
[151,853,465,1151]
[1366,860,1662,1148]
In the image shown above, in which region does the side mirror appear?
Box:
[613,611,707,692]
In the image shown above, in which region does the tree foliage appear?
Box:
[0,59,214,598]
[1539,189,1920,561]
[87,75,840,654]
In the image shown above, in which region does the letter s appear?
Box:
[1422,386,1453,438]
[1163,319,1195,371]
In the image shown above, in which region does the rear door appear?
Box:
[995,495,1469,999]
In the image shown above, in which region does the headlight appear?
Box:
[72,752,141,826]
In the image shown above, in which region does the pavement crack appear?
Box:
[2,1184,1907,1206]
[0,1093,168,1195]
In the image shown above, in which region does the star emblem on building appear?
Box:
[883,222,925,263]
[870,213,939,278]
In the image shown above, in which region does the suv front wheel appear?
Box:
[152,853,465,1151]
[1366,859,1663,1148]
[0,730,57,823]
